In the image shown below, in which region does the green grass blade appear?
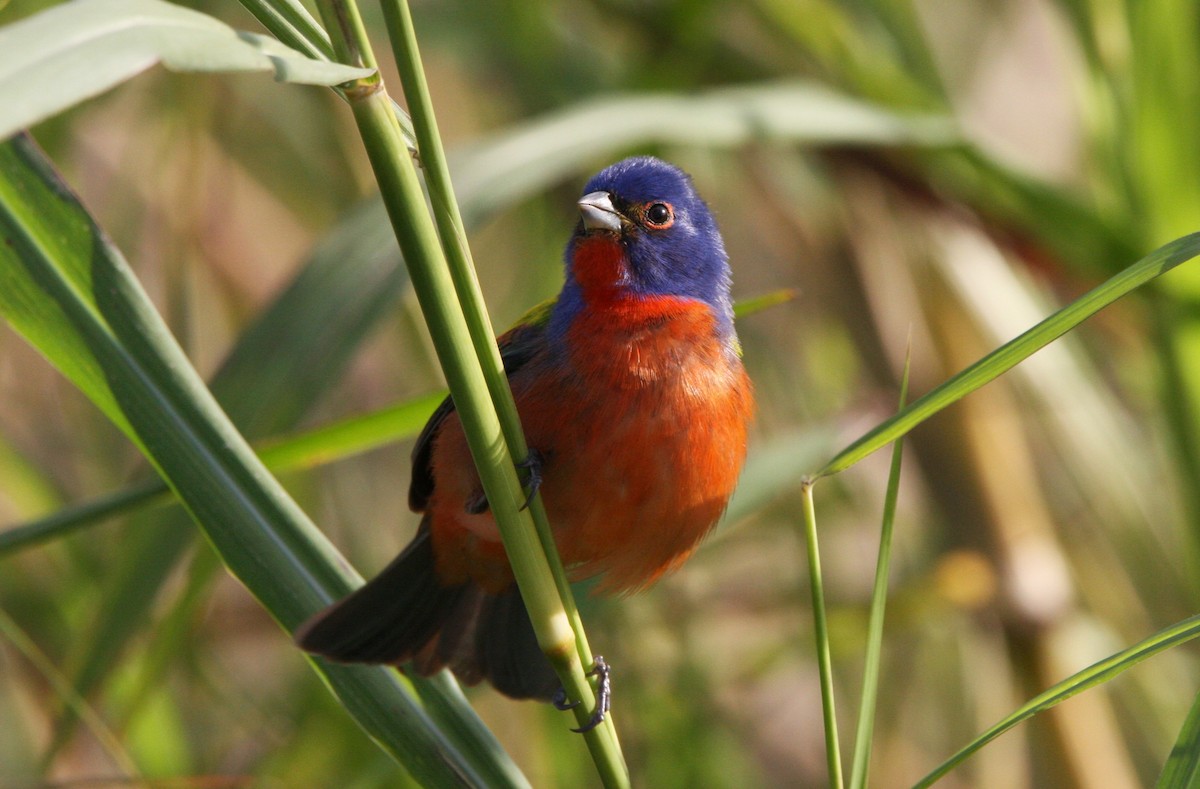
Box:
[258,392,443,469]
[0,0,370,139]
[916,614,1200,788]
[1157,688,1200,788]
[0,391,442,556]
[235,0,334,60]
[43,192,415,758]
[0,479,163,555]
[0,131,523,788]
[800,481,843,789]
[848,348,910,789]
[452,83,959,226]
[818,232,1200,477]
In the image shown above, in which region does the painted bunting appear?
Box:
[296,156,754,730]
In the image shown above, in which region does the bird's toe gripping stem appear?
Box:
[552,656,612,733]
[516,448,544,511]
[463,448,544,515]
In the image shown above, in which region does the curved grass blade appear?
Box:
[43,193,415,760]
[1158,688,1200,788]
[0,479,163,556]
[0,0,372,141]
[0,131,524,787]
[451,83,959,226]
[915,614,1200,788]
[848,347,910,789]
[0,392,442,556]
[817,232,1200,478]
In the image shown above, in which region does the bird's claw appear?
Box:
[552,688,579,711]
[558,656,611,734]
[516,449,544,512]
[462,449,544,515]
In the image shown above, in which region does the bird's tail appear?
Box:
[294,519,560,701]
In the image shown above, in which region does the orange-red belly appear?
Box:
[426,298,753,595]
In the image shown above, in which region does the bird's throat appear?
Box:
[569,234,715,332]
[572,235,628,296]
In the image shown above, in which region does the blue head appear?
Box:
[550,157,736,341]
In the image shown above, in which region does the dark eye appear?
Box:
[644,202,673,228]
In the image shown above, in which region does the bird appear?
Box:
[296,156,754,731]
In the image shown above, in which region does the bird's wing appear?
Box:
[407,297,557,511]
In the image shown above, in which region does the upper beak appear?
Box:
[577,191,622,232]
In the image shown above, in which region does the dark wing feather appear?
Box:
[295,520,559,700]
[294,519,469,664]
[407,395,457,511]
[407,299,556,512]
[474,588,561,700]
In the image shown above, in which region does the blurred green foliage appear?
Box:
[3,1,1200,787]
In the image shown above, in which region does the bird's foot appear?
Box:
[516,448,544,511]
[554,656,612,733]
[552,688,579,711]
[462,449,543,515]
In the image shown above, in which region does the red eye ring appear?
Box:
[642,201,674,230]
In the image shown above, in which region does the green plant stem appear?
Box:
[800,480,844,788]
[376,0,623,764]
[310,2,623,783]
[315,0,375,69]
[342,77,561,781]
[237,0,334,60]
[848,354,910,789]
[378,0,571,613]
[377,0,576,625]
[348,85,613,783]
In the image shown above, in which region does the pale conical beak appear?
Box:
[578,191,622,232]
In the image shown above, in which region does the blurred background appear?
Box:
[2,0,1199,786]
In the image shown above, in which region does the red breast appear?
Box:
[424,262,754,594]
